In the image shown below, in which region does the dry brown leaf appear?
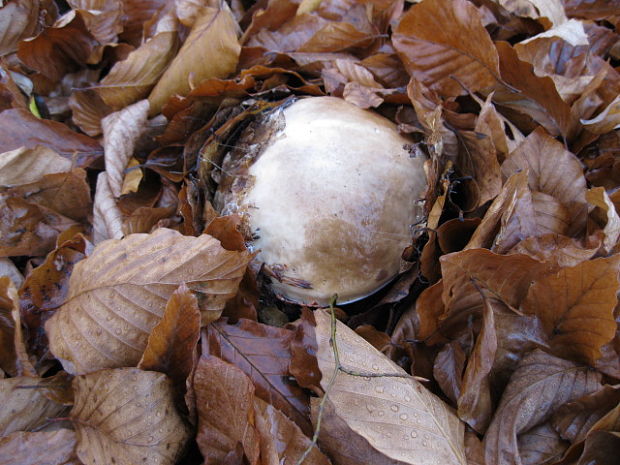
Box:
[96,12,179,110]
[138,283,200,397]
[587,187,620,254]
[0,277,17,376]
[581,95,620,134]
[205,319,312,435]
[517,423,568,465]
[254,396,332,465]
[0,429,79,465]
[483,350,601,465]
[92,172,124,244]
[501,127,588,237]
[18,11,98,82]
[148,0,241,115]
[71,368,190,465]
[102,100,150,198]
[508,234,598,269]
[0,376,68,436]
[312,309,467,465]
[493,42,573,138]
[45,228,251,374]
[0,258,23,288]
[69,89,112,137]
[576,431,620,465]
[0,146,73,187]
[498,0,567,27]
[193,354,260,465]
[522,255,620,365]
[0,0,40,56]
[393,0,500,97]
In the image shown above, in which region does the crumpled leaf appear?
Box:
[92,172,124,244]
[586,187,620,254]
[0,376,68,436]
[45,228,251,374]
[69,89,112,137]
[393,0,500,97]
[102,99,150,198]
[581,95,620,134]
[95,12,179,110]
[0,277,17,376]
[67,0,123,46]
[148,0,241,114]
[483,350,601,465]
[517,423,568,465]
[508,234,598,269]
[18,11,98,82]
[522,255,620,365]
[254,396,332,465]
[0,429,79,465]
[0,146,73,187]
[193,354,260,465]
[0,0,41,57]
[498,0,567,27]
[138,283,201,397]
[312,309,467,465]
[71,368,190,465]
[0,258,23,288]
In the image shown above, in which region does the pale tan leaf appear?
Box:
[0,429,79,465]
[92,172,123,244]
[193,355,260,465]
[254,397,332,465]
[313,310,467,465]
[0,376,67,436]
[0,258,24,289]
[519,19,588,47]
[393,0,500,97]
[483,350,601,465]
[96,12,179,109]
[45,228,251,374]
[148,0,241,115]
[501,127,588,237]
[587,187,620,254]
[522,255,620,365]
[508,234,598,269]
[138,283,200,395]
[102,99,150,198]
[498,0,567,27]
[71,368,190,465]
[0,146,73,187]
[581,95,620,134]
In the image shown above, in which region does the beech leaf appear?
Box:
[312,309,467,465]
[148,0,241,114]
[45,228,251,374]
[0,429,79,465]
[71,368,190,465]
[522,255,620,364]
[393,0,500,97]
[0,146,73,187]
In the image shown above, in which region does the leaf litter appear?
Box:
[1,0,620,464]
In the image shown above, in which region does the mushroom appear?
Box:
[214,96,427,306]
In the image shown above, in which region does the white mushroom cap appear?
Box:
[215,97,427,306]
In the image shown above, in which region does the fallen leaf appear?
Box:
[483,350,601,465]
[138,283,200,399]
[92,172,124,244]
[517,422,568,465]
[0,0,41,56]
[498,0,567,27]
[393,0,500,97]
[0,277,17,376]
[254,396,332,465]
[0,376,68,436]
[71,368,190,465]
[96,12,179,110]
[0,146,73,187]
[120,0,168,46]
[45,228,251,374]
[69,89,112,137]
[522,255,620,364]
[68,0,123,45]
[148,0,241,114]
[563,0,620,20]
[581,95,620,134]
[312,309,467,465]
[433,340,466,405]
[0,429,79,465]
[586,187,620,254]
[0,258,23,288]
[576,431,620,465]
[205,318,312,435]
[193,354,260,465]
[102,100,150,198]
[508,234,598,269]
[289,307,322,392]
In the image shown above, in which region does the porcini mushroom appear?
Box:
[214,96,427,306]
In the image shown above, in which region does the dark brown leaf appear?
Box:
[0,277,17,376]
[518,422,568,465]
[0,0,41,56]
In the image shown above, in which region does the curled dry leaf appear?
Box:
[522,255,620,365]
[254,396,332,465]
[0,429,79,465]
[92,172,123,244]
[205,318,312,435]
[69,89,112,137]
[0,146,72,187]
[45,228,251,374]
[393,0,500,97]
[0,258,23,288]
[193,354,260,465]
[0,0,40,56]
[71,368,190,465]
[517,422,568,465]
[586,187,620,254]
[483,350,601,465]
[312,310,467,465]
[138,283,201,397]
[0,277,17,376]
[508,234,598,269]
[148,0,241,114]
[0,376,68,436]
[102,99,150,198]
[498,0,567,27]
[581,95,620,134]
[96,12,179,110]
